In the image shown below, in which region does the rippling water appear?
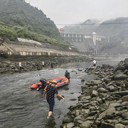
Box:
[0,67,87,128]
[0,59,121,128]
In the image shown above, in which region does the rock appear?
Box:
[121,120,128,125]
[61,58,128,128]
[98,107,116,119]
[91,90,98,97]
[121,111,128,120]
[113,73,128,80]
[121,95,128,102]
[80,120,93,128]
[115,123,126,128]
[74,115,83,124]
[66,122,74,128]
[100,122,114,128]
[98,87,108,93]
[106,85,116,92]
[63,115,73,123]
[112,91,128,97]
[92,80,102,85]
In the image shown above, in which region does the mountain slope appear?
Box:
[63,19,100,35]
[0,0,60,39]
[96,17,128,39]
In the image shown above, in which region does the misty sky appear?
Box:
[25,0,128,27]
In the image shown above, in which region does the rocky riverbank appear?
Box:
[61,58,128,128]
[0,56,91,74]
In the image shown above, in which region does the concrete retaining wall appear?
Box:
[0,43,81,57]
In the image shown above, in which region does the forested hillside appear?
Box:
[0,0,60,40]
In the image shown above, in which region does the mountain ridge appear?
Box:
[62,17,128,54]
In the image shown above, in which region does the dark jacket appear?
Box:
[65,71,70,79]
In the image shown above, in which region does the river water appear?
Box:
[0,59,122,128]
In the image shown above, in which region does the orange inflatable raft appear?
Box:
[31,76,69,90]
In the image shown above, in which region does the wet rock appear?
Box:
[121,120,128,125]
[61,58,128,128]
[112,91,128,97]
[98,87,108,93]
[81,79,85,82]
[121,111,128,120]
[115,123,126,128]
[66,122,74,128]
[69,98,77,101]
[121,95,128,102]
[91,90,98,97]
[112,73,128,80]
[0,56,88,74]
[80,120,93,128]
[100,122,114,128]
[74,115,83,124]
[63,115,73,123]
[106,85,116,92]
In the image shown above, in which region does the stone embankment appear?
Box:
[0,56,90,74]
[0,40,91,74]
[61,58,128,128]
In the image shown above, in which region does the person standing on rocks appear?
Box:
[92,59,97,68]
[41,61,45,69]
[44,80,64,119]
[18,61,22,72]
[51,62,54,69]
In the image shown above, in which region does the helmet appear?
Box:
[40,79,46,84]
[51,80,57,84]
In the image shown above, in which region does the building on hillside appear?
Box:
[59,28,105,54]
[61,33,85,43]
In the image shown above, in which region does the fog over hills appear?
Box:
[63,19,100,35]
[97,17,128,38]
[63,17,128,55]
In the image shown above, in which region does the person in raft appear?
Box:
[44,80,64,119]
[65,70,70,82]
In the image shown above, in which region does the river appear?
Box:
[0,59,122,128]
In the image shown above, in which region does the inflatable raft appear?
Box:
[31,76,69,90]
[51,76,69,88]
